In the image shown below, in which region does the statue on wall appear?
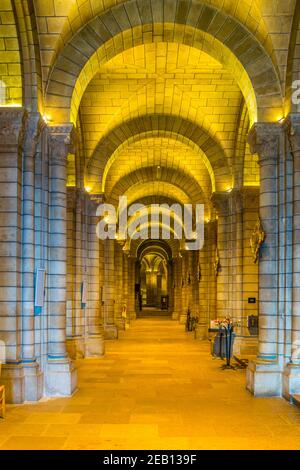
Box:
[250,218,266,263]
[214,248,220,277]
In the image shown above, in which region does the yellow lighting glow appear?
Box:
[43,114,52,124]
[0,103,22,108]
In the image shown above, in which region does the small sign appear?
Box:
[81,281,87,307]
[248,297,256,304]
[35,268,46,315]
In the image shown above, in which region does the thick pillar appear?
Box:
[247,123,282,397]
[103,238,118,339]
[180,251,188,324]
[85,198,105,356]
[45,125,77,397]
[172,257,181,320]
[211,192,230,319]
[0,109,27,403]
[284,114,300,398]
[127,256,136,320]
[66,188,85,359]
[20,114,44,401]
[114,242,125,330]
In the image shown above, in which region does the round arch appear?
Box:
[107,166,207,207]
[86,114,229,193]
[45,1,283,125]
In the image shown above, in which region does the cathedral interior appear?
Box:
[1,0,300,451]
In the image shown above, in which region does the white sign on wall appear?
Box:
[35,268,46,309]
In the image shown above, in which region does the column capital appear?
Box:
[24,112,45,156]
[48,124,77,163]
[211,191,230,216]
[229,188,244,213]
[0,108,27,148]
[285,113,300,156]
[242,186,260,211]
[248,122,281,164]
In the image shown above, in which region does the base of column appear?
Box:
[67,336,85,359]
[1,363,24,403]
[246,360,282,397]
[45,358,77,397]
[172,311,179,321]
[179,314,187,325]
[283,363,300,401]
[23,362,44,402]
[233,336,258,357]
[194,323,207,340]
[85,334,105,357]
[104,325,118,340]
[1,362,43,403]
[116,319,126,331]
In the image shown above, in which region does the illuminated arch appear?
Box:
[45,2,283,125]
[86,114,229,193]
[0,0,22,106]
[107,166,207,207]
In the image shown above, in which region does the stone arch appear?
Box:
[86,114,229,193]
[133,238,180,259]
[14,0,43,112]
[126,204,187,237]
[285,0,300,114]
[137,240,175,265]
[107,166,207,207]
[102,132,215,195]
[0,0,23,106]
[123,182,192,209]
[45,0,283,125]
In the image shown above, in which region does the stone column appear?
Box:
[85,198,105,356]
[114,242,125,329]
[196,227,208,340]
[284,114,300,397]
[103,238,118,339]
[179,251,188,324]
[229,190,244,328]
[211,192,230,319]
[123,252,129,326]
[21,113,44,401]
[0,109,27,403]
[66,188,85,359]
[45,125,77,397]
[247,122,282,397]
[127,256,136,320]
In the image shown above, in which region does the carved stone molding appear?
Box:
[24,112,45,156]
[0,108,27,148]
[250,218,266,263]
[248,122,281,165]
[211,191,229,216]
[48,124,77,164]
[285,113,300,157]
[229,189,243,214]
[242,187,260,211]
[214,248,221,277]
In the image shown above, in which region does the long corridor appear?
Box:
[1,318,300,450]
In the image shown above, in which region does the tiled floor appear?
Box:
[1,318,300,450]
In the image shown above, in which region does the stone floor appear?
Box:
[1,317,300,450]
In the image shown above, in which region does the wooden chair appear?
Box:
[0,385,5,419]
